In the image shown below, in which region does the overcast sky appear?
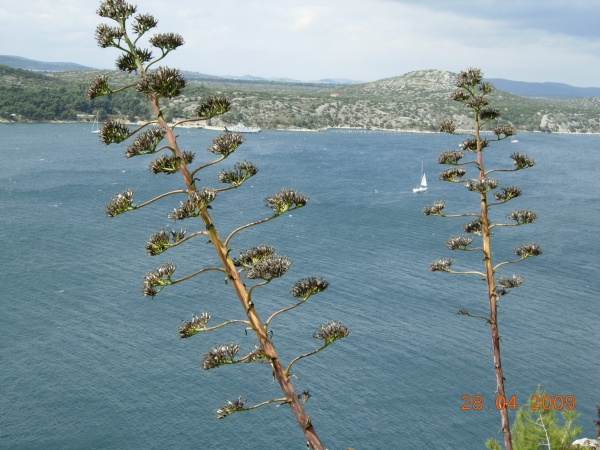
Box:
[1,0,599,86]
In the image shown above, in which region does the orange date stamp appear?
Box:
[462,394,576,411]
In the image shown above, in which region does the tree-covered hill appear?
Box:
[1,65,599,133]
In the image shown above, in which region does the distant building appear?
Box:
[330,93,339,97]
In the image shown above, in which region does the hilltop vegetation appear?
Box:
[1,64,599,133]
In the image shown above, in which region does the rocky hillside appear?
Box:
[2,65,599,133]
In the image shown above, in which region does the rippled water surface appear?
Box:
[1,124,599,449]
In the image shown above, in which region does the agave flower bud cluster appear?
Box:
[444,235,473,250]
[168,188,216,220]
[87,74,112,99]
[507,209,537,225]
[136,67,186,98]
[439,167,467,182]
[142,262,176,297]
[462,218,483,235]
[479,108,500,121]
[202,343,240,370]
[100,119,131,145]
[423,200,445,216]
[145,228,186,256]
[291,277,329,299]
[149,32,184,52]
[126,127,166,158]
[438,150,464,165]
[116,47,152,72]
[460,138,489,152]
[510,152,535,169]
[429,258,455,272]
[216,396,246,419]
[149,151,194,175]
[95,23,125,48]
[455,68,483,88]
[218,161,258,187]
[131,13,158,35]
[494,125,516,138]
[246,255,292,280]
[233,245,275,267]
[464,177,498,193]
[515,243,542,258]
[494,186,522,202]
[208,132,245,157]
[498,274,524,289]
[196,95,232,119]
[265,189,308,216]
[241,345,269,364]
[178,313,212,338]
[97,0,136,21]
[105,188,135,217]
[313,321,351,345]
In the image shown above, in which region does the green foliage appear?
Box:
[486,387,582,450]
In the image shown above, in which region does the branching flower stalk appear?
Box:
[88,2,350,448]
[426,69,541,450]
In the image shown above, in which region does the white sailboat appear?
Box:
[413,162,427,193]
[91,112,100,134]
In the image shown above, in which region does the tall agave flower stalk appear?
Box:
[425,68,540,450]
[88,2,349,448]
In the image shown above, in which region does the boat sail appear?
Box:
[413,162,427,193]
[91,112,100,134]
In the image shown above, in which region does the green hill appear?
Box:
[1,65,599,133]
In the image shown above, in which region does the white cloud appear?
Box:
[1,0,598,86]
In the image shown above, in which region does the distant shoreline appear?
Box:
[1,120,600,135]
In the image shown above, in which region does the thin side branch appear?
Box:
[285,345,328,378]
[247,280,271,304]
[170,230,207,247]
[493,258,525,271]
[171,267,226,284]
[135,189,188,209]
[190,156,225,177]
[266,297,309,328]
[448,270,486,276]
[224,215,277,247]
[202,319,250,332]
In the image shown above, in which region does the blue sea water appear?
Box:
[0,124,598,449]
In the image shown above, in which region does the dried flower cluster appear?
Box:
[438,150,464,165]
[218,161,258,187]
[87,74,111,100]
[125,127,166,158]
[313,321,351,345]
[100,119,131,145]
[149,32,184,52]
[215,396,246,419]
[494,186,522,202]
[507,209,537,225]
[178,313,212,338]
[97,0,136,21]
[510,152,536,170]
[145,228,186,256]
[423,200,445,216]
[291,277,329,299]
[460,138,489,152]
[429,258,455,272]
[444,235,474,251]
[479,108,500,122]
[462,218,483,235]
[202,342,240,370]
[168,188,216,220]
[464,177,498,193]
[195,95,232,119]
[265,189,308,216]
[149,151,194,175]
[95,23,125,48]
[455,68,483,88]
[142,261,176,297]
[131,13,157,35]
[136,66,186,98]
[515,243,542,258]
[439,167,467,182]
[498,274,524,289]
[116,47,152,72]
[105,188,135,217]
[232,245,275,267]
[439,119,456,134]
[493,125,516,138]
[246,254,292,280]
[207,132,245,157]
